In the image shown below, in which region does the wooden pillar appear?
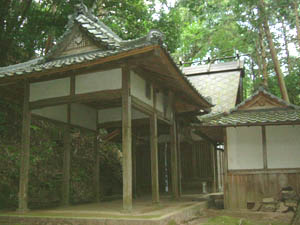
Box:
[262,126,268,170]
[211,144,217,193]
[62,104,71,206]
[94,123,100,202]
[223,129,229,209]
[169,92,179,199]
[18,81,31,212]
[132,136,137,199]
[177,125,182,197]
[192,144,197,178]
[122,66,132,211]
[150,90,159,203]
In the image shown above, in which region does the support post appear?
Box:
[18,81,31,212]
[177,124,182,197]
[192,144,197,178]
[150,90,159,203]
[94,123,100,202]
[262,126,268,170]
[62,104,71,206]
[122,66,132,211]
[169,92,179,199]
[211,144,217,193]
[223,129,229,209]
[132,136,137,199]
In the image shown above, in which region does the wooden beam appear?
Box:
[18,80,31,212]
[169,92,179,199]
[194,129,217,145]
[132,96,171,125]
[30,89,122,110]
[150,91,159,203]
[122,66,132,211]
[62,104,71,206]
[0,45,158,85]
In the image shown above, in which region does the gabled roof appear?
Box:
[0,3,212,110]
[231,86,298,111]
[0,3,162,79]
[197,87,300,126]
[182,60,244,76]
[183,61,244,113]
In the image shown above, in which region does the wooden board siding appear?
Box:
[227,170,300,209]
[181,141,214,193]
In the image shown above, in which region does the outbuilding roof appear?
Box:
[182,61,244,113]
[197,87,300,127]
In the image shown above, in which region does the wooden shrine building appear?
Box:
[0,3,213,212]
[196,87,300,209]
[182,61,244,193]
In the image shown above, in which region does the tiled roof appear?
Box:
[200,109,300,126]
[197,87,300,126]
[0,3,158,79]
[230,86,299,112]
[0,43,151,78]
[0,3,212,109]
[186,70,241,113]
[182,60,243,75]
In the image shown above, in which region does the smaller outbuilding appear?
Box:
[197,86,300,209]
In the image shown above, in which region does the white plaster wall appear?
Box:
[75,68,122,94]
[30,78,70,102]
[156,91,164,113]
[70,103,97,130]
[266,125,300,169]
[98,107,148,124]
[227,126,264,170]
[130,71,153,106]
[32,105,68,123]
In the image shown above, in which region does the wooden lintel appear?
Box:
[132,96,153,116]
[32,114,96,133]
[0,45,158,85]
[132,96,171,125]
[30,89,122,109]
[194,129,217,145]
[228,168,300,175]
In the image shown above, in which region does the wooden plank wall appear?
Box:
[136,143,171,194]
[181,141,214,193]
[136,140,217,195]
[227,171,300,209]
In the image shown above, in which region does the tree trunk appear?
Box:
[293,0,300,49]
[258,0,290,102]
[281,20,292,74]
[258,24,268,87]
